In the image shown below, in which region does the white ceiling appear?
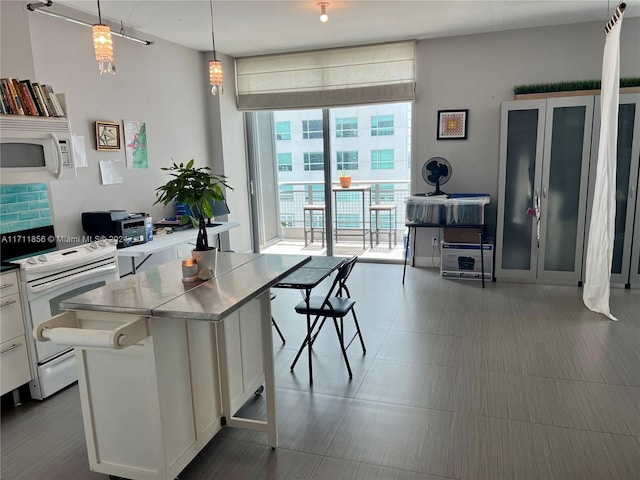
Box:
[52,0,639,58]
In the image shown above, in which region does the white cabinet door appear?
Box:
[585,93,640,287]
[537,96,594,284]
[497,97,595,284]
[496,99,546,282]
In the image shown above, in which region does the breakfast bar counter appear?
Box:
[35,252,310,480]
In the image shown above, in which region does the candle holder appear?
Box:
[181,258,198,283]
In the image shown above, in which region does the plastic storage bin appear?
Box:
[405,196,446,225]
[444,195,490,225]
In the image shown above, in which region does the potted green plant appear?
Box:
[339,170,352,188]
[154,159,232,261]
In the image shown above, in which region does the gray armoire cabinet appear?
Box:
[496,96,594,284]
[585,93,640,288]
[496,93,640,287]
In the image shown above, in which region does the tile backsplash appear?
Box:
[0,183,52,234]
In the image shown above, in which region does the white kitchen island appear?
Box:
[34,252,310,480]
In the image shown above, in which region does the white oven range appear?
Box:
[12,240,119,400]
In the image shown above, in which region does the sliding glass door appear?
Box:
[247,103,412,261]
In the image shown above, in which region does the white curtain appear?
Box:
[583,8,625,321]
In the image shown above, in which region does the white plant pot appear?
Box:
[192,248,218,276]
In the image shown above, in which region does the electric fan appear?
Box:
[422,157,452,196]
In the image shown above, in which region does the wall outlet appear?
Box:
[432,237,438,248]
[177,250,183,259]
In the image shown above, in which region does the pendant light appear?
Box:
[208,0,223,95]
[92,0,116,74]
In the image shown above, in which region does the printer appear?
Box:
[82,210,146,248]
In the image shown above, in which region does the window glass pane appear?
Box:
[337,213,360,228]
[336,117,358,138]
[277,152,292,171]
[379,183,395,202]
[305,184,325,203]
[280,213,294,227]
[304,152,324,170]
[275,121,291,140]
[303,119,323,139]
[279,184,293,201]
[337,151,359,171]
[371,149,394,169]
[371,115,394,136]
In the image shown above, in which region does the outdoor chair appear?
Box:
[290,256,366,382]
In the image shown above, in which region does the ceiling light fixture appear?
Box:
[208,0,223,95]
[27,1,154,46]
[92,0,116,75]
[318,2,329,23]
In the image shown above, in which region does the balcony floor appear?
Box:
[261,238,405,263]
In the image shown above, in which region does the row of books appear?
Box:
[0,78,65,117]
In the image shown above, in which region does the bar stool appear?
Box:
[303,204,325,247]
[369,204,396,249]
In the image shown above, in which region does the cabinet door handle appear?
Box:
[631,186,635,199]
[0,299,17,308]
[0,342,22,355]
[0,282,15,290]
[542,186,548,198]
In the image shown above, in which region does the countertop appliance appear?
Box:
[81,211,147,248]
[2,225,120,399]
[0,116,76,183]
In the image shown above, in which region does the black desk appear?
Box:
[275,256,346,383]
[403,223,486,288]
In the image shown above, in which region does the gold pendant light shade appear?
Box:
[209,60,224,95]
[92,24,115,74]
[208,0,223,95]
[92,0,115,75]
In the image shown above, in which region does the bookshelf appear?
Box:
[0,78,65,117]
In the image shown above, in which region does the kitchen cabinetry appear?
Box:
[34,253,308,480]
[585,93,640,288]
[496,96,594,284]
[0,270,32,397]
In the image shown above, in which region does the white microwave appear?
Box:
[0,116,76,183]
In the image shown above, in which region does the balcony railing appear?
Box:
[277,180,410,239]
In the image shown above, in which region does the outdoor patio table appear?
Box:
[332,184,372,250]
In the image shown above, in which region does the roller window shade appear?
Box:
[236,42,415,111]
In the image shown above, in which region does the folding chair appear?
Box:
[270,292,285,344]
[290,256,366,383]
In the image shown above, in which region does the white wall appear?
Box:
[412,18,640,259]
[0,2,252,260]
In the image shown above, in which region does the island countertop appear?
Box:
[60,251,310,320]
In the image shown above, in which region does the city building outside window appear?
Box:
[304,152,324,170]
[277,153,293,172]
[336,117,358,138]
[337,151,359,171]
[276,121,291,140]
[371,149,394,169]
[371,115,394,136]
[302,119,323,139]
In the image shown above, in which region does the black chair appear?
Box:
[270,292,286,344]
[290,256,366,383]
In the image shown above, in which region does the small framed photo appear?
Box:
[437,109,468,140]
[95,121,121,151]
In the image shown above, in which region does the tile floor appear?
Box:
[1,263,639,479]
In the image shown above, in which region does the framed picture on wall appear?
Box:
[95,121,121,151]
[437,109,468,140]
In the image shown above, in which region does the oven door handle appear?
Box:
[29,263,118,295]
